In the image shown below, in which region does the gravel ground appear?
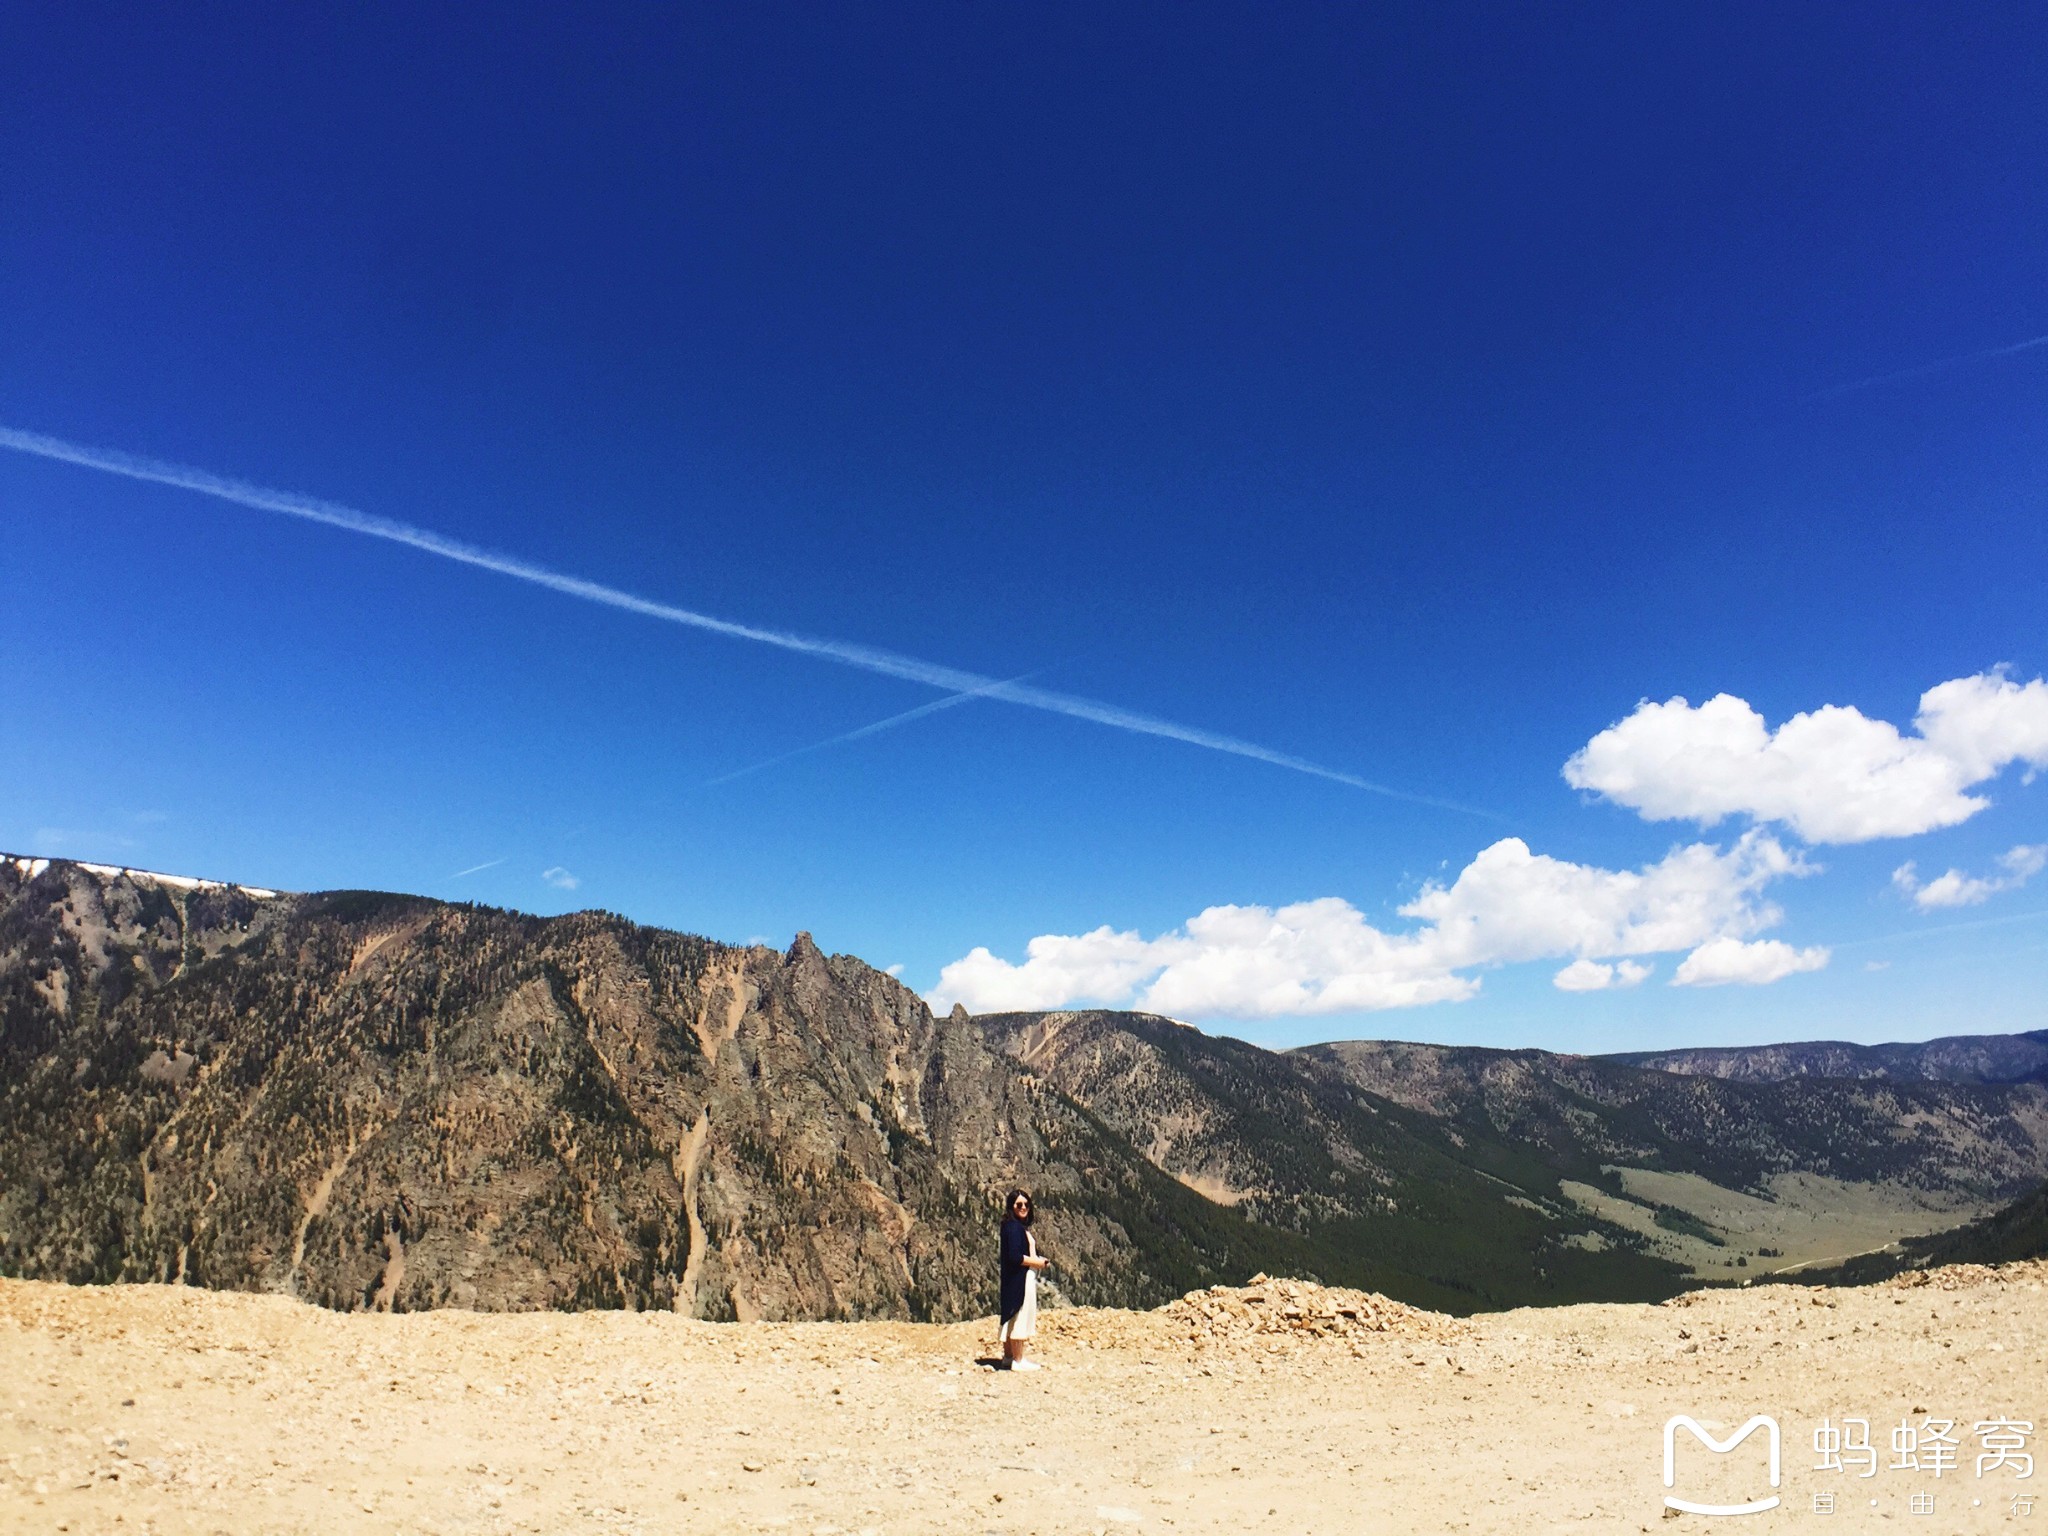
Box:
[2,1262,2043,1534]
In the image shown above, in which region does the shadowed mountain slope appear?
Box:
[978,1011,2048,1292]
[978,1009,1695,1307]
[1907,1177,2048,1264]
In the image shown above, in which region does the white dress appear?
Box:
[999,1230,1039,1342]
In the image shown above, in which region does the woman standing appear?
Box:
[997,1189,1050,1370]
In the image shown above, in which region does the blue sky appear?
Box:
[3,4,2044,1051]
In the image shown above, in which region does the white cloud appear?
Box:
[1563,670,2048,844]
[541,866,580,891]
[1892,843,2048,910]
[932,924,1186,1014]
[1140,901,1483,1018]
[1671,937,1830,987]
[1553,958,1652,992]
[1396,830,1807,965]
[930,831,1812,1019]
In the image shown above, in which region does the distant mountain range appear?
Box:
[3,855,2044,1319]
[1610,1032,2048,1085]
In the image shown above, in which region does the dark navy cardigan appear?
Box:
[999,1215,1031,1322]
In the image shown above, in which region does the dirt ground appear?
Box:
[2,1263,2043,1535]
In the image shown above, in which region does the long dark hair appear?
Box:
[1002,1188,1034,1226]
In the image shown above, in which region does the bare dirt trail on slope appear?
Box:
[2,1264,2044,1535]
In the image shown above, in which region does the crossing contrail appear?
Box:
[1809,332,2048,399]
[0,423,1491,816]
[708,673,1040,785]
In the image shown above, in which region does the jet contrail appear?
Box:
[708,673,1039,785]
[1809,332,2048,400]
[449,858,505,878]
[1832,905,2048,950]
[0,424,1490,816]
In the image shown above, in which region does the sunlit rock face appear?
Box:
[0,859,1336,1319]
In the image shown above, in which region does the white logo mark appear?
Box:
[1663,1415,1783,1517]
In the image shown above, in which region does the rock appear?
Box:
[1152,1275,1461,1348]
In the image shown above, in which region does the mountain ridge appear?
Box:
[1606,1031,2048,1085]
[6,853,2046,1319]
[0,856,1491,1319]
[984,1010,2048,1286]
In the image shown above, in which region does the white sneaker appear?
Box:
[1009,1358,1041,1371]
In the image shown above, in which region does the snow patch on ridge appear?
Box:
[8,853,277,900]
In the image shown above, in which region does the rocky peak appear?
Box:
[3,861,1337,1321]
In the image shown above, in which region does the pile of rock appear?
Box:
[1159,1274,1460,1346]
[1885,1258,2048,1293]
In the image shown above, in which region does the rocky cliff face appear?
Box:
[0,858,1330,1320]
